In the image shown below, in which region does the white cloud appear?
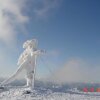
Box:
[0,0,28,45]
[49,58,100,83]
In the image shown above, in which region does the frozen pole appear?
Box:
[32,49,45,89]
[1,39,45,91]
[32,52,37,89]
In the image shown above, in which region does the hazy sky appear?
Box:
[0,0,100,83]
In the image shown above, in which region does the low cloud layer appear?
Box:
[50,58,100,83]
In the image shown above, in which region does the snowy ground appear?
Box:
[0,87,100,100]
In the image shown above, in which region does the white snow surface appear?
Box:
[0,87,100,100]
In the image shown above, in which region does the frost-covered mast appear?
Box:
[32,46,37,89]
[1,39,45,90]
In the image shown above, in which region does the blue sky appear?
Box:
[26,0,100,61]
[0,0,100,83]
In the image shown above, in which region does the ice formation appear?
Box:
[1,39,45,90]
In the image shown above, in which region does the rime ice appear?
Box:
[1,39,45,90]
